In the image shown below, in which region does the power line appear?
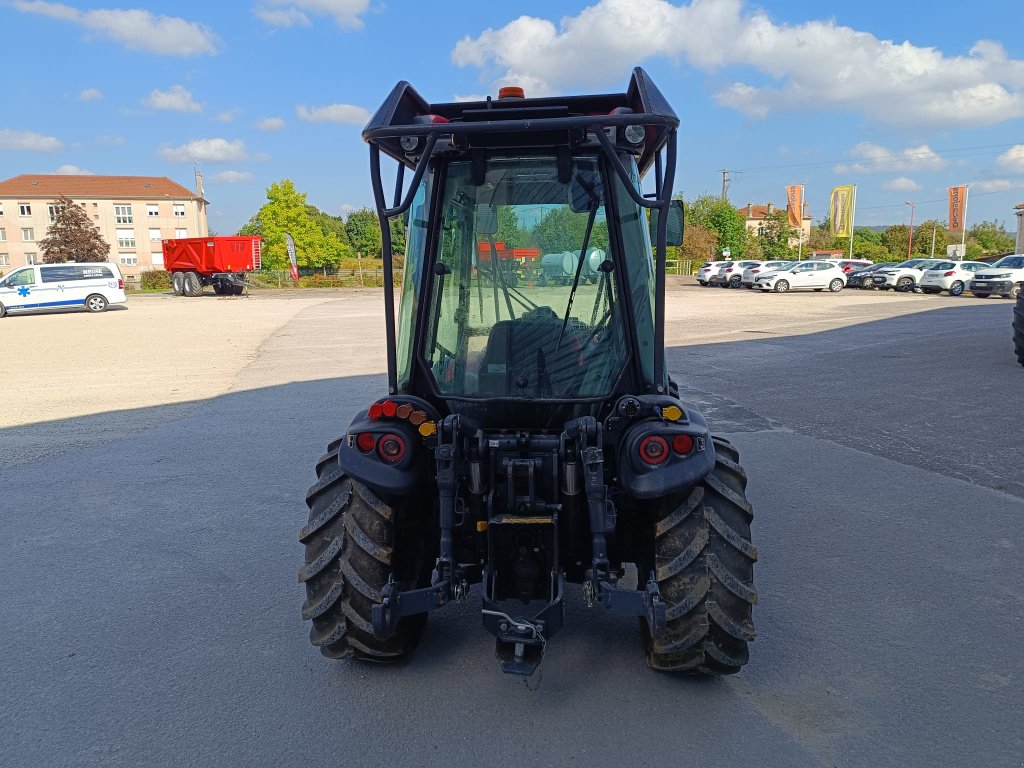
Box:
[732,142,1019,175]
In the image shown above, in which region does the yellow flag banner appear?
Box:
[948,185,968,232]
[830,185,855,237]
[786,185,803,228]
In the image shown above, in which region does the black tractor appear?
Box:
[299,69,757,677]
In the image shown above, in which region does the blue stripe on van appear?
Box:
[10,299,84,310]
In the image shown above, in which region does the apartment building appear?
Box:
[742,202,813,249]
[0,173,207,275]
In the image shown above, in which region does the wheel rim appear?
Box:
[88,297,105,311]
[950,282,964,295]
[775,281,789,293]
[1012,285,1022,299]
[830,280,843,292]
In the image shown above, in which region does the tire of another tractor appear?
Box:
[644,436,757,675]
[183,271,202,297]
[1013,293,1024,367]
[299,442,429,662]
[171,272,185,296]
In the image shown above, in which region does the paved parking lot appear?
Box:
[1,283,1020,767]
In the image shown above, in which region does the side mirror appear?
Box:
[650,199,684,246]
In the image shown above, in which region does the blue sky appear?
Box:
[2,0,1023,235]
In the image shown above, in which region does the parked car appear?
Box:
[697,260,731,286]
[847,263,889,289]
[0,262,126,318]
[919,261,990,296]
[835,259,874,274]
[717,260,764,288]
[753,261,848,293]
[742,260,794,288]
[869,259,944,291]
[968,255,1024,299]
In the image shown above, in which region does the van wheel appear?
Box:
[85,294,108,313]
[171,272,185,296]
[0,303,6,318]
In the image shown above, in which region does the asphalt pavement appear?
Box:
[1,298,1020,767]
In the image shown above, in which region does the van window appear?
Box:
[40,264,113,283]
[8,268,36,286]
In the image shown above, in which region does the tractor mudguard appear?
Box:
[336,410,426,497]
[617,406,715,500]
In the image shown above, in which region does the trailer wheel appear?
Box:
[643,436,757,675]
[231,284,245,296]
[299,445,430,662]
[213,281,226,295]
[183,271,202,297]
[171,272,184,296]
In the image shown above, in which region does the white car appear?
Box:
[919,261,990,296]
[716,260,764,288]
[968,254,1024,299]
[697,260,731,286]
[0,262,127,318]
[868,258,944,291]
[742,260,794,288]
[753,260,847,293]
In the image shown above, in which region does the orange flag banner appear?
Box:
[948,186,968,232]
[786,185,803,228]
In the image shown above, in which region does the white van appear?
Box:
[0,262,127,318]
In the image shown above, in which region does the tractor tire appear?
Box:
[171,272,185,296]
[183,271,202,297]
[1013,294,1024,367]
[644,436,757,674]
[299,442,429,662]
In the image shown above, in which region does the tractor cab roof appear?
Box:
[362,67,678,176]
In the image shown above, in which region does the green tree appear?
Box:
[881,224,911,261]
[910,220,949,259]
[38,194,109,263]
[532,207,609,253]
[495,206,526,248]
[347,208,383,258]
[681,221,718,264]
[966,220,1014,256]
[389,215,407,256]
[687,195,746,258]
[807,218,841,252]
[250,180,347,270]
[756,210,795,261]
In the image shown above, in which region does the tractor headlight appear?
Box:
[399,135,420,152]
[623,124,647,145]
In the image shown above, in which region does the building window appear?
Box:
[173,204,185,218]
[116,228,136,248]
[149,228,162,242]
[48,203,60,223]
[26,252,38,265]
[19,203,32,216]
[21,228,35,242]
[175,228,187,239]
[147,204,159,217]
[120,254,137,266]
[152,251,164,266]
[0,253,8,267]
[0,228,5,242]
[114,204,133,224]
[0,203,4,216]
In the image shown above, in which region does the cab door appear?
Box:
[0,267,38,309]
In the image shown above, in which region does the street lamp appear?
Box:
[905,201,916,259]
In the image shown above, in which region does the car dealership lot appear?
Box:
[1,282,1020,768]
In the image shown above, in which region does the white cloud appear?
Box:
[970,179,1017,193]
[214,109,241,123]
[834,143,947,174]
[255,0,370,29]
[453,93,488,103]
[79,88,102,101]
[296,103,370,124]
[55,164,94,174]
[996,145,1024,173]
[257,117,286,131]
[13,1,219,56]
[211,170,253,183]
[451,0,1024,128]
[145,84,201,112]
[0,129,63,152]
[339,202,357,215]
[882,177,922,192]
[159,138,248,163]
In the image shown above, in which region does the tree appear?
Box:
[880,224,911,260]
[495,206,526,248]
[38,195,109,263]
[248,180,347,270]
[346,208,383,258]
[531,207,609,253]
[967,220,1014,257]
[807,218,841,252]
[681,221,718,263]
[755,210,795,261]
[687,195,746,258]
[911,220,949,259]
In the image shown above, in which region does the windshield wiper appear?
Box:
[555,200,599,355]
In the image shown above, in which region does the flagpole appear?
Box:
[848,185,857,260]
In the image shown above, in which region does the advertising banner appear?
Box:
[786,185,803,228]
[948,186,968,232]
[830,185,855,238]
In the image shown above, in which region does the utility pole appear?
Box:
[905,201,916,259]
[720,169,730,201]
[930,225,936,258]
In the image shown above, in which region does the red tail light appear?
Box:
[943,270,956,276]
[639,436,669,465]
[751,269,761,274]
[377,433,406,463]
[672,434,694,455]
[368,403,383,419]
[355,432,376,453]
[381,400,398,418]
[726,268,734,273]
[118,278,124,289]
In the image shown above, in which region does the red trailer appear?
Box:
[162,236,262,296]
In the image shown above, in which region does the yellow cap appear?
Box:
[662,405,683,422]
[476,521,488,533]
[418,421,437,437]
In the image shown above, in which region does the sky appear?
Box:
[2,0,1023,235]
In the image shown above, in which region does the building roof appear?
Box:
[0,174,198,200]
[742,202,811,221]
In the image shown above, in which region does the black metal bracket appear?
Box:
[371,577,451,639]
[482,570,565,676]
[584,571,666,638]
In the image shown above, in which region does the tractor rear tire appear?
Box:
[299,442,429,662]
[1013,294,1024,367]
[644,435,757,674]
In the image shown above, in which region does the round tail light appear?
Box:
[672,434,694,455]
[355,432,376,453]
[377,433,406,463]
[381,400,398,418]
[639,436,669,465]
